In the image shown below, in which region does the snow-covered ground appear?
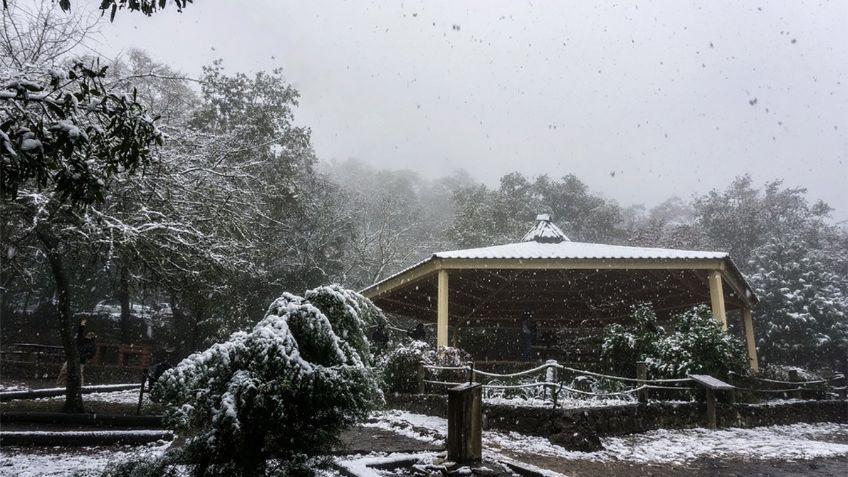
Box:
[0,441,171,477]
[367,410,848,465]
[0,381,29,392]
[4,410,846,476]
[31,388,150,406]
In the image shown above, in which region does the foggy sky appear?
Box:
[92,1,847,221]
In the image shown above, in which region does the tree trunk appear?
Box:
[38,230,84,413]
[118,264,131,343]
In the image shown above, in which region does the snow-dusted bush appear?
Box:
[380,340,470,394]
[601,304,666,377]
[602,304,748,379]
[148,285,385,475]
[649,306,748,378]
[381,340,433,393]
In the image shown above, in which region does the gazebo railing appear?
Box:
[727,370,846,399]
[420,359,697,408]
[419,360,847,408]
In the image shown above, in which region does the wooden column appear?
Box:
[741,307,759,371]
[708,270,728,331]
[437,269,449,348]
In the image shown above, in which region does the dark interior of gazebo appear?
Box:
[374,267,750,365]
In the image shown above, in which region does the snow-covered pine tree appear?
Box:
[748,235,848,369]
[150,285,384,475]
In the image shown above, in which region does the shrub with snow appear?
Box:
[147,285,385,475]
[602,304,748,379]
[380,340,470,394]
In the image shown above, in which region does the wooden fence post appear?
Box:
[788,369,802,400]
[417,362,425,395]
[705,388,717,429]
[447,383,483,465]
[637,361,648,404]
[545,360,558,401]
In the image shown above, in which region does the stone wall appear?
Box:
[385,393,848,438]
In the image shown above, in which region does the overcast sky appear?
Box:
[92,1,847,221]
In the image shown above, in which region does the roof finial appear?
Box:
[522,214,569,243]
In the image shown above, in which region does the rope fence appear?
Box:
[418,360,848,409]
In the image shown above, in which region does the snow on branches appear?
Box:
[150,285,385,473]
[748,236,848,368]
[1,62,161,204]
[602,304,748,379]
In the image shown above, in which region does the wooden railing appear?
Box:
[1,342,151,369]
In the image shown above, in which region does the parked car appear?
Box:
[93,299,121,317]
[93,299,153,323]
[153,303,173,320]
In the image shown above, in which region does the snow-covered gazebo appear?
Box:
[362,214,759,370]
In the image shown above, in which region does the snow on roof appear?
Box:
[434,240,728,261]
[439,214,726,260]
[361,213,749,300]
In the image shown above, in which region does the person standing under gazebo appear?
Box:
[520,314,537,361]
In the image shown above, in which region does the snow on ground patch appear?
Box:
[34,388,149,405]
[0,381,28,392]
[601,423,848,464]
[374,411,848,465]
[0,441,170,477]
[486,422,848,465]
[364,410,447,445]
[336,452,437,477]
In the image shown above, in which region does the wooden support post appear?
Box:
[447,383,482,465]
[741,307,759,372]
[708,270,728,331]
[637,361,649,403]
[417,362,426,395]
[437,269,449,348]
[705,388,717,429]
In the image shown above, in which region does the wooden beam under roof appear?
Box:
[362,257,731,300]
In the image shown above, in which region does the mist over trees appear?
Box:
[2,2,846,416]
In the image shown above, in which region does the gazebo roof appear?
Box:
[361,215,757,328]
[434,240,729,262]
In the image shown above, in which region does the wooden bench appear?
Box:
[689,374,735,429]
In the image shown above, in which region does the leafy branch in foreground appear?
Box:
[1,62,162,204]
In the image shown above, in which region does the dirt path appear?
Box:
[337,426,442,454]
